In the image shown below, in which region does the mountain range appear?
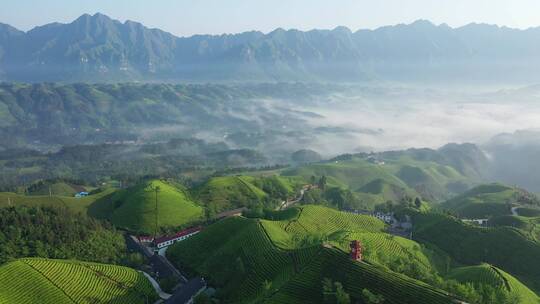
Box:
[2,13,540,83]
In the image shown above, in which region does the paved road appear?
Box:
[141,271,172,300]
[278,189,305,210]
[511,206,519,216]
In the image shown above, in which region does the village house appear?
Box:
[374,212,394,224]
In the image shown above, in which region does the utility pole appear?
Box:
[151,185,161,240]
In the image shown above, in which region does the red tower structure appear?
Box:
[350,240,362,261]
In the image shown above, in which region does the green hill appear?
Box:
[26,181,87,197]
[282,155,476,204]
[412,211,540,295]
[109,180,204,234]
[441,183,540,218]
[516,207,540,218]
[0,258,156,304]
[167,205,460,303]
[195,175,300,214]
[0,188,116,215]
[447,264,539,304]
[489,215,540,242]
[357,178,416,206]
[195,176,267,214]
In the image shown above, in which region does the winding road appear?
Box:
[511,206,519,216]
[278,189,306,210]
[141,271,172,300]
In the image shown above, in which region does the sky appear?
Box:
[2,0,540,36]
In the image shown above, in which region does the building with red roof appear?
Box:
[153,226,202,249]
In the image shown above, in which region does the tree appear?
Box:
[322,278,350,304]
[193,293,211,304]
[262,280,272,296]
[322,278,335,304]
[414,197,422,208]
[334,282,351,304]
[362,289,384,304]
[318,175,327,191]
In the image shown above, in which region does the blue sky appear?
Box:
[2,0,540,36]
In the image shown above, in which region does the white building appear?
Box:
[154,227,202,249]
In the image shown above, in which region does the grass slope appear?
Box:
[110,180,203,234]
[0,258,156,304]
[167,206,458,303]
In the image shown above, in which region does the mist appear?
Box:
[272,85,540,156]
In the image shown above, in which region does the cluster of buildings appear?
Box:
[345,209,395,224]
[366,155,385,165]
[373,212,394,224]
[461,218,489,226]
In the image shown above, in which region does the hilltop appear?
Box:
[195,175,300,215]
[441,183,540,218]
[0,258,156,304]
[107,180,204,234]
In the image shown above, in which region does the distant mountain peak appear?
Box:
[1,13,540,83]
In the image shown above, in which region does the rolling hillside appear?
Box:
[283,152,477,204]
[0,187,116,215]
[0,258,156,304]
[167,205,461,303]
[447,264,539,303]
[109,180,204,234]
[195,175,299,214]
[441,183,540,218]
[26,181,88,197]
[195,176,267,213]
[412,211,540,295]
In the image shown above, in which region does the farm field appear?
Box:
[0,258,156,304]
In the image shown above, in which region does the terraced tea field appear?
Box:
[0,258,156,304]
[167,206,459,303]
[448,264,539,304]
